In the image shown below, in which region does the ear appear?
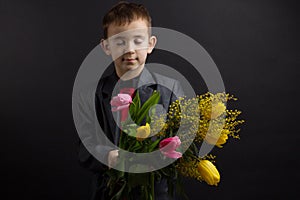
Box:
[100,39,111,55]
[147,36,157,54]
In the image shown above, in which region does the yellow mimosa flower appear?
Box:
[136,123,151,141]
[198,160,220,186]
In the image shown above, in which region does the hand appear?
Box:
[108,150,119,169]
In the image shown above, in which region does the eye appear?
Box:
[134,38,144,45]
[114,39,125,46]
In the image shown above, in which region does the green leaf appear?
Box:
[134,91,141,110]
[129,141,142,152]
[129,91,141,122]
[129,105,136,121]
[148,139,161,152]
[136,91,160,125]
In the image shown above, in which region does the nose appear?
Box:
[124,41,135,54]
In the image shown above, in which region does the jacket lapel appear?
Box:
[137,68,157,105]
[100,74,118,143]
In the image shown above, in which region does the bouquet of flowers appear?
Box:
[107,91,244,200]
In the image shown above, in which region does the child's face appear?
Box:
[101,19,156,78]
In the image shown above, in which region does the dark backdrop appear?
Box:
[1,0,299,199]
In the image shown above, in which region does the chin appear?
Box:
[125,64,143,71]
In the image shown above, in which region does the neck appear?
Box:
[116,65,144,80]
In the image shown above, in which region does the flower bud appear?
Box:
[198,160,220,186]
[159,136,182,159]
[136,123,151,141]
[110,93,133,112]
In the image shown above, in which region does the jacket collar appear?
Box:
[137,67,156,88]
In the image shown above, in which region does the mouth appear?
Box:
[122,58,138,62]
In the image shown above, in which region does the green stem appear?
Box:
[151,172,155,200]
[119,130,124,149]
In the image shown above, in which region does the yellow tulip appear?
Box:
[136,123,151,141]
[198,160,220,186]
[204,102,226,119]
[205,130,229,148]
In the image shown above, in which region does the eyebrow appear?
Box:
[133,35,145,38]
[111,35,146,40]
[112,36,125,40]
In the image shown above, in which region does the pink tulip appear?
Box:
[159,136,182,159]
[110,94,133,112]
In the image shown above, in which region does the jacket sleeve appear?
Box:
[74,89,114,173]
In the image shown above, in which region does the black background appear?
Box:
[1,0,299,199]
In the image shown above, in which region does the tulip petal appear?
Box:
[159,136,182,159]
[163,151,182,159]
[110,93,132,112]
[111,104,130,112]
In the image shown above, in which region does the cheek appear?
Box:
[111,54,123,65]
[111,53,123,61]
[137,50,148,60]
[110,48,125,60]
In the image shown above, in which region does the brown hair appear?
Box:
[102,1,152,39]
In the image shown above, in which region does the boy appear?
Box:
[78,2,183,199]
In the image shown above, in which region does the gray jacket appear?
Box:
[74,67,184,199]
